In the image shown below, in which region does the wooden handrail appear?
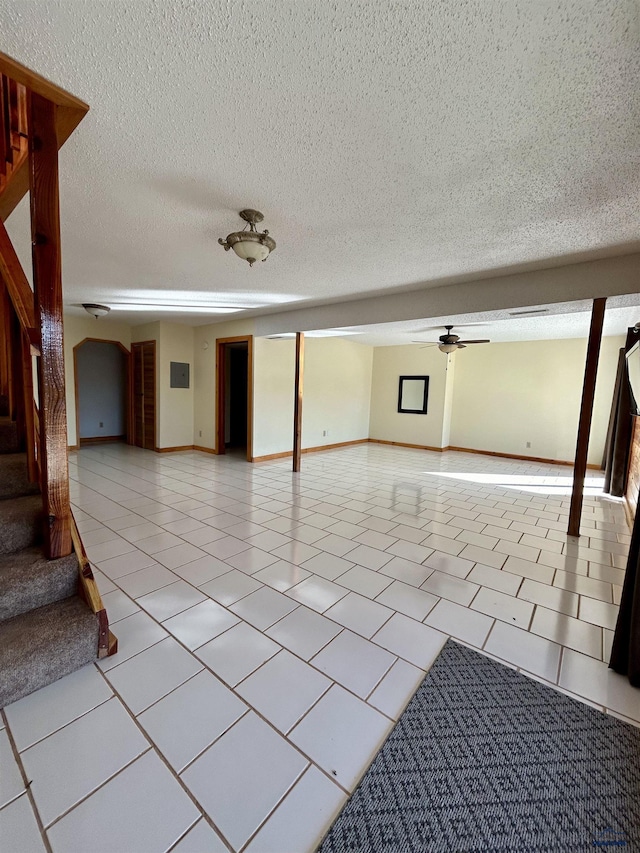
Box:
[69,511,117,658]
[0,53,89,223]
[0,218,35,332]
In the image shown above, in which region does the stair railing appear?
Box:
[0,52,116,658]
[69,513,117,658]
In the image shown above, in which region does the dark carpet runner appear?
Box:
[319,640,640,852]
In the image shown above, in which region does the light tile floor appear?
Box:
[2,443,640,852]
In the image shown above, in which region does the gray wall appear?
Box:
[76,341,127,439]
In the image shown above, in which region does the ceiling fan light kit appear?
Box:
[417,325,491,354]
[218,209,276,267]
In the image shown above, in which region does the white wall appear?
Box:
[449,336,624,465]
[64,314,132,447]
[369,345,450,448]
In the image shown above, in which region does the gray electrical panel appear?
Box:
[170,362,190,388]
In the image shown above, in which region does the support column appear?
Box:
[568,297,606,537]
[28,92,71,558]
[293,332,304,472]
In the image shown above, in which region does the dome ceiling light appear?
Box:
[218,209,276,267]
[82,303,111,319]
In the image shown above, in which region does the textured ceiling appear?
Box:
[2,1,639,327]
[335,296,640,347]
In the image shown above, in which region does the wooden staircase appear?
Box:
[0,54,116,708]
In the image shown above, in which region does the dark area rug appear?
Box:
[318,640,640,852]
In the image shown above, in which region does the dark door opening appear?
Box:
[216,336,253,461]
[74,338,130,447]
[227,344,248,449]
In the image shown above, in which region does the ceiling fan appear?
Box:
[413,325,491,354]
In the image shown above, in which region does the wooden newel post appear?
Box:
[28,92,71,558]
[293,332,304,472]
[568,297,606,538]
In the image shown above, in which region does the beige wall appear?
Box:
[253,337,295,457]
[303,338,373,449]
[369,345,450,448]
[64,309,624,468]
[158,322,195,449]
[252,336,374,458]
[130,321,195,449]
[64,314,132,447]
[449,336,624,465]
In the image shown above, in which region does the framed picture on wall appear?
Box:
[398,375,429,414]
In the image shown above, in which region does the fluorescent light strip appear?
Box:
[107,303,243,314]
[265,329,360,339]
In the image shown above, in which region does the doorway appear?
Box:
[74,339,130,446]
[216,336,253,461]
[132,340,156,450]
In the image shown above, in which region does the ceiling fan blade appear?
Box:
[458,339,490,344]
[457,344,467,349]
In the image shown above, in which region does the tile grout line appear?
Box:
[2,707,60,853]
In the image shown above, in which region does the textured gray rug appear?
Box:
[319,640,640,852]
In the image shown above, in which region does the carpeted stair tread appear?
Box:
[0,596,99,708]
[0,453,39,500]
[0,417,19,454]
[0,547,78,622]
[0,495,43,555]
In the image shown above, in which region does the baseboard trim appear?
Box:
[68,444,79,452]
[367,439,603,470]
[445,445,603,470]
[82,436,603,472]
[369,439,446,453]
[251,450,291,462]
[79,435,125,446]
[251,438,369,463]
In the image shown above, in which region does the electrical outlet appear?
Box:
[199,430,202,437]
[322,429,328,437]
[99,422,103,428]
[526,441,531,448]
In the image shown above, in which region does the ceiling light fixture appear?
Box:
[106,303,242,314]
[83,303,111,319]
[218,209,276,267]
